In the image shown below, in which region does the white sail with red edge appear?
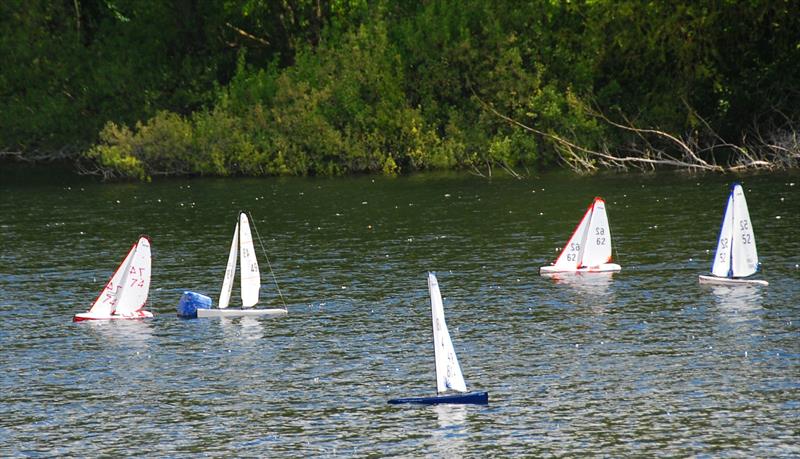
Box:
[551,202,592,270]
[113,237,152,315]
[540,197,621,274]
[74,236,153,321]
[581,199,613,268]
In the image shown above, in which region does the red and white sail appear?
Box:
[552,201,593,270]
[87,242,136,316]
[581,198,613,268]
[544,197,618,273]
[75,236,153,321]
[113,237,151,315]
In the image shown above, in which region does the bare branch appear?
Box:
[472,86,798,174]
[587,104,722,171]
[225,22,270,46]
[472,89,721,173]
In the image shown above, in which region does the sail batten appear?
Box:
[429,273,467,394]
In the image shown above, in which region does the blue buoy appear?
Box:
[177,291,212,318]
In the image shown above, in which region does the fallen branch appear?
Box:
[473,88,798,173]
[1,147,78,163]
[473,91,718,172]
[225,22,270,46]
[0,150,24,159]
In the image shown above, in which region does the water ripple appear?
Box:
[1,172,798,456]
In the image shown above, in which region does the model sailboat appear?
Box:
[197,212,288,317]
[699,183,768,286]
[540,197,621,274]
[73,236,154,321]
[388,273,488,405]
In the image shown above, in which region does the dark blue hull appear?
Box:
[388,391,488,405]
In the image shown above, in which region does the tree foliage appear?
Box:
[2,0,798,177]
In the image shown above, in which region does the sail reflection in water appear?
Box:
[85,319,154,348]
[219,315,265,341]
[431,404,469,456]
[434,403,467,428]
[711,285,764,318]
[2,170,796,457]
[542,271,616,313]
[542,271,614,293]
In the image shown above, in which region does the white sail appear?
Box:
[218,221,239,309]
[429,273,467,394]
[711,191,735,277]
[88,240,138,315]
[113,237,152,315]
[552,202,593,269]
[239,213,261,308]
[730,184,759,277]
[581,198,612,267]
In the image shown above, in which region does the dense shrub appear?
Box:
[3,0,798,176]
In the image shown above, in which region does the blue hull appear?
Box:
[388,391,488,405]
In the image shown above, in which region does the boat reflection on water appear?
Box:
[239,315,264,340]
[542,271,614,293]
[431,404,468,456]
[711,284,764,320]
[434,403,467,428]
[541,271,615,312]
[86,318,154,346]
[219,315,264,341]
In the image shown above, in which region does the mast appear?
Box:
[430,273,438,395]
[729,187,735,278]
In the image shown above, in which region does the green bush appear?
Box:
[56,0,800,178]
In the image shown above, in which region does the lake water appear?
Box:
[1,168,798,456]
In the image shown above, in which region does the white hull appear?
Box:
[197,308,287,318]
[74,310,154,322]
[540,263,621,274]
[698,274,768,286]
